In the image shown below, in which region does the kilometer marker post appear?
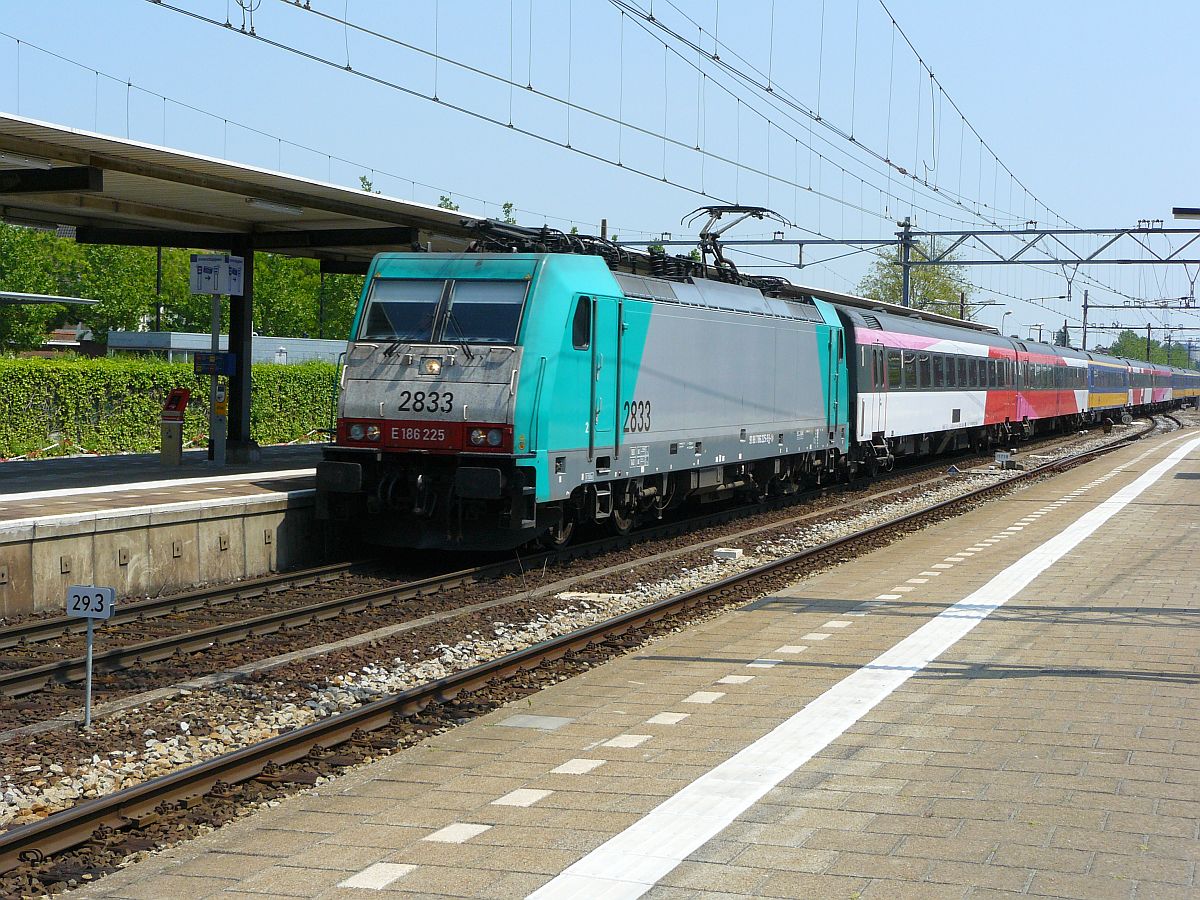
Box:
[65,585,116,729]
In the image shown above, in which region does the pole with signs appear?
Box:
[190,255,243,467]
[66,585,116,728]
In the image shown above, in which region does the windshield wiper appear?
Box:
[444,311,475,360]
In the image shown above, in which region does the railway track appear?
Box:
[0,561,364,652]
[0,423,1113,708]
[0,417,1164,889]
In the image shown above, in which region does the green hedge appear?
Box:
[0,356,339,458]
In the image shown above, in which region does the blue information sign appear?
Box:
[193,351,236,376]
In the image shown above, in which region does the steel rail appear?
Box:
[0,559,519,698]
[0,452,983,699]
[0,420,1158,875]
[0,425,1155,699]
[0,560,366,651]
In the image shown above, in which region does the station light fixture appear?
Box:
[244,197,303,216]
[0,151,54,169]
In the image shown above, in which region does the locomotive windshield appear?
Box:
[359,278,527,345]
[360,279,443,342]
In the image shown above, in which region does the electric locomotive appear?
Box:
[317,250,852,549]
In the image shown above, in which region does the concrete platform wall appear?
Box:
[0,495,325,616]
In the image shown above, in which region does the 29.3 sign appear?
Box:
[66,585,116,620]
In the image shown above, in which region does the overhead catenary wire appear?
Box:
[144,0,902,240]
[273,0,1019,233]
[0,27,660,239]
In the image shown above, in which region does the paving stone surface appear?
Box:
[78,429,1200,898]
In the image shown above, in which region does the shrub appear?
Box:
[0,356,339,457]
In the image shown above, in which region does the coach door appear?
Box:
[589,296,620,462]
[872,346,888,436]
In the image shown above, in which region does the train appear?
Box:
[316,223,1200,550]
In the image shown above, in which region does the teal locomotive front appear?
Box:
[318,252,850,549]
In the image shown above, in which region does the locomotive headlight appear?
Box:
[468,428,487,446]
[365,424,381,441]
[348,423,366,441]
[486,428,503,447]
[420,356,442,376]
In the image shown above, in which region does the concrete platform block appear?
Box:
[198,516,246,585]
[0,532,33,619]
[244,510,282,576]
[147,521,200,594]
[94,526,152,598]
[31,533,95,612]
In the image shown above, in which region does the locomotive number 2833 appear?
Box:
[623,400,652,433]
[397,390,454,413]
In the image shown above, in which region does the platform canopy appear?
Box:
[0,114,486,455]
[0,113,482,271]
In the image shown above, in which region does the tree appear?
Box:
[437,195,460,211]
[78,243,157,339]
[359,174,380,194]
[857,242,976,318]
[501,202,517,225]
[1096,329,1196,367]
[0,223,85,350]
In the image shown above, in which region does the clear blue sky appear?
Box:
[2,1,1197,347]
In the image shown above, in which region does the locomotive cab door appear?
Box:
[589,296,621,463]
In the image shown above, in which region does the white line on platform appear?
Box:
[423,822,492,843]
[602,734,652,749]
[0,489,315,531]
[528,435,1200,900]
[646,712,689,725]
[715,675,754,685]
[492,788,553,807]
[551,758,606,774]
[338,863,416,890]
[0,468,315,504]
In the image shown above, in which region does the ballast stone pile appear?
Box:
[0,423,1171,827]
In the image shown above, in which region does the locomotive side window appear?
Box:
[572,296,591,349]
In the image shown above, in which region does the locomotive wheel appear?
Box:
[609,505,635,536]
[540,510,576,549]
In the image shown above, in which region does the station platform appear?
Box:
[78,428,1199,900]
[0,445,325,617]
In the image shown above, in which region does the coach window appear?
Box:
[571,296,591,349]
[918,354,931,389]
[875,348,885,389]
[988,360,998,388]
[946,355,957,388]
[932,354,945,388]
[902,351,916,389]
[888,350,903,389]
[957,357,967,387]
